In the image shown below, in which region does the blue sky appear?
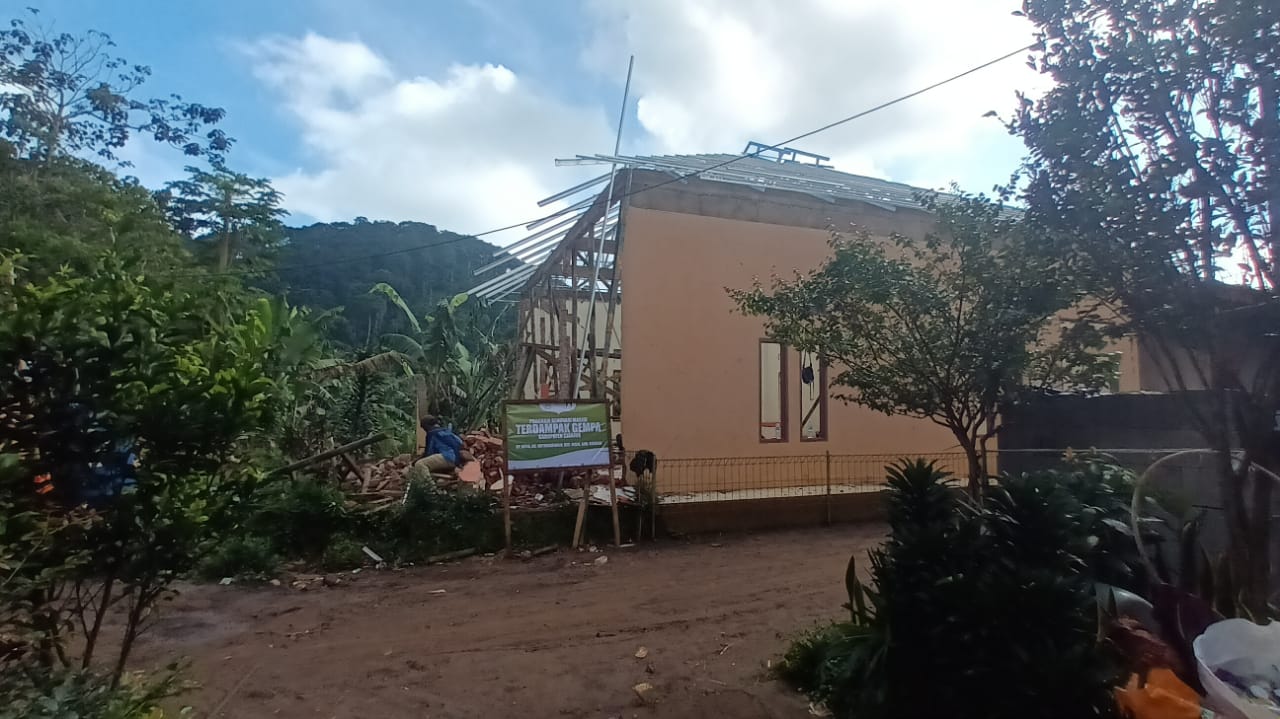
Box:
[25,0,1045,242]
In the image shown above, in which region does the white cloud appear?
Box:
[583,0,1049,193]
[243,33,614,242]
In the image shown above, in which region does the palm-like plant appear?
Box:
[311,284,510,447]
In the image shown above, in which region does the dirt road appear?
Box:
[137,524,883,718]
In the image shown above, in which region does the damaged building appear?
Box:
[467,145,1149,512]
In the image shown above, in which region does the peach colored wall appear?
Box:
[619,206,960,460]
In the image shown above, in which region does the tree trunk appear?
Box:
[952,429,983,498]
[111,591,149,687]
[81,573,115,669]
[217,231,232,271]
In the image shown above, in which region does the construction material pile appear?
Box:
[338,430,632,511]
[339,453,415,509]
[462,429,506,487]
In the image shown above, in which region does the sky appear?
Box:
[29,0,1049,245]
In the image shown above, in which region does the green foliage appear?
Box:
[317,285,512,441]
[1014,0,1280,615]
[250,480,354,560]
[320,536,367,572]
[197,536,278,581]
[0,248,316,680]
[256,220,501,348]
[776,621,870,705]
[0,156,191,281]
[378,473,498,562]
[733,192,1115,492]
[0,8,229,164]
[160,165,286,270]
[783,458,1120,719]
[1016,0,1280,290]
[407,293,512,432]
[1000,455,1157,593]
[0,664,184,719]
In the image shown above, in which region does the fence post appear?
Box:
[825,451,832,525]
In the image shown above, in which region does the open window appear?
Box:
[759,341,787,442]
[799,350,827,441]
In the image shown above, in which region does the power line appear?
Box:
[169,42,1036,281]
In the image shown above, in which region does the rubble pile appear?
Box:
[337,430,632,511]
[462,429,506,486]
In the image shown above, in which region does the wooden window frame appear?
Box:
[799,352,829,443]
[759,339,788,443]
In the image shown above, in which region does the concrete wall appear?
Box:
[619,199,958,460]
[614,171,1152,463]
[660,492,886,535]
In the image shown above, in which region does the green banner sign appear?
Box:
[505,402,611,471]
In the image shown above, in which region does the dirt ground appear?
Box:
[135,523,884,719]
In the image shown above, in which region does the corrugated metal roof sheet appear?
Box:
[583,153,940,212]
[467,153,964,299]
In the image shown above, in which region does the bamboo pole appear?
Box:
[572,473,589,548]
[609,464,621,547]
[270,433,387,476]
[502,472,513,554]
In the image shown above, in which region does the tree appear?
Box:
[1013,0,1280,614]
[0,9,229,165]
[256,220,502,348]
[0,254,320,682]
[0,151,188,281]
[161,164,286,271]
[314,286,512,444]
[732,192,1116,493]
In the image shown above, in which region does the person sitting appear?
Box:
[416,415,470,476]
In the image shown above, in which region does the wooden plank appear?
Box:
[341,452,369,491]
[270,433,388,476]
[521,342,620,359]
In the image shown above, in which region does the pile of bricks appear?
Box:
[339,431,625,511]
[462,429,506,486]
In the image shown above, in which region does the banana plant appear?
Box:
[315,283,510,438]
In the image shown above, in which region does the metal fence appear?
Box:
[632,447,1241,534]
[650,452,970,504]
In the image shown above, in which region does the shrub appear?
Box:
[776,621,870,707]
[0,664,183,719]
[378,470,497,561]
[197,536,278,581]
[1000,454,1161,593]
[782,458,1120,719]
[251,479,354,559]
[320,535,367,571]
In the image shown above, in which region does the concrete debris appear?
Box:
[269,579,282,587]
[593,555,609,566]
[333,429,635,513]
[219,577,234,585]
[322,575,342,587]
[361,546,385,564]
[632,682,657,705]
[634,646,648,659]
[429,589,447,595]
[808,702,832,717]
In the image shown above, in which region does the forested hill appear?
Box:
[258,219,502,346]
